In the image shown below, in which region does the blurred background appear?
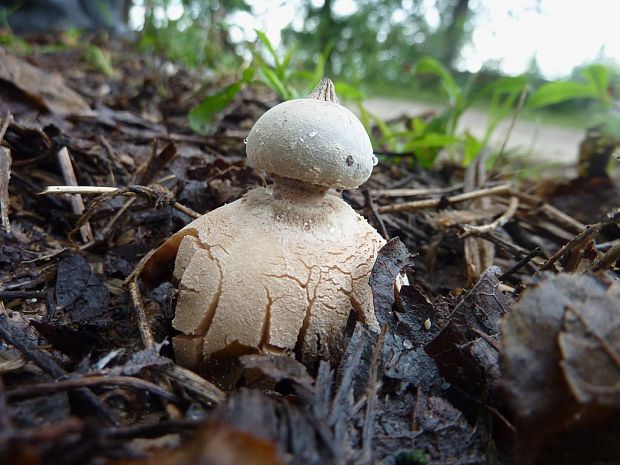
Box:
[1,0,619,169]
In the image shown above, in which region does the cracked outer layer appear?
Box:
[159,186,385,369]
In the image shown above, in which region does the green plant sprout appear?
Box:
[528,64,619,176]
[189,31,365,135]
[372,57,527,169]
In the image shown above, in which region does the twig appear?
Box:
[513,191,586,233]
[128,280,156,349]
[480,231,547,269]
[56,148,94,242]
[377,184,511,214]
[135,142,178,186]
[0,112,13,232]
[361,324,387,464]
[0,147,11,233]
[41,185,202,219]
[42,186,118,194]
[98,135,118,185]
[459,196,519,237]
[541,209,620,271]
[151,364,225,405]
[5,375,181,404]
[80,197,138,251]
[496,85,528,164]
[8,417,82,443]
[0,376,13,443]
[0,314,118,426]
[462,150,495,283]
[591,243,620,271]
[124,248,157,286]
[500,246,541,280]
[0,290,46,301]
[362,189,389,240]
[370,183,464,198]
[0,113,12,142]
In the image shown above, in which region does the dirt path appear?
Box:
[363,97,584,165]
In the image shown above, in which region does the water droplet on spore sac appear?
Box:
[243,137,248,144]
[372,155,379,166]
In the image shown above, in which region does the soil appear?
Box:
[0,38,619,465]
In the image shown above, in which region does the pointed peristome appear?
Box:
[307,77,340,105]
[246,77,373,190]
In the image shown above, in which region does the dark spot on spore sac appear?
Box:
[346,155,354,166]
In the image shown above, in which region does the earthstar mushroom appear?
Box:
[146,78,385,372]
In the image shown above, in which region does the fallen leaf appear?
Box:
[426,266,511,399]
[500,273,620,464]
[162,422,284,465]
[411,391,485,465]
[0,48,91,115]
[559,280,620,407]
[240,354,315,400]
[369,238,416,330]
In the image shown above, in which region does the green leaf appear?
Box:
[258,67,293,100]
[528,81,597,108]
[242,66,255,83]
[85,45,114,77]
[334,81,365,102]
[580,64,609,102]
[475,75,528,99]
[255,30,280,68]
[416,57,459,105]
[188,81,243,135]
[462,133,484,166]
[402,133,460,151]
[280,43,297,76]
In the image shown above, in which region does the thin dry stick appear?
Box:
[128,280,156,349]
[362,189,389,240]
[541,209,620,271]
[512,191,586,232]
[591,243,620,272]
[152,364,225,405]
[0,314,118,426]
[0,147,11,233]
[0,113,12,143]
[42,186,117,194]
[0,376,14,443]
[5,375,180,403]
[370,183,464,198]
[377,183,511,214]
[496,85,529,163]
[41,185,201,219]
[462,150,495,283]
[56,148,94,242]
[500,246,541,280]
[459,196,519,237]
[361,324,387,463]
[79,197,138,251]
[128,277,185,416]
[124,248,158,286]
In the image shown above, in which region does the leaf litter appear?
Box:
[0,37,619,465]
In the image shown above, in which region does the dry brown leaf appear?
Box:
[163,422,284,465]
[0,48,91,115]
[501,272,620,444]
[559,282,620,407]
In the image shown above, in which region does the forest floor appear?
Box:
[365,97,584,165]
[0,37,619,465]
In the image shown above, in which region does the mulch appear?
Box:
[0,35,619,465]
